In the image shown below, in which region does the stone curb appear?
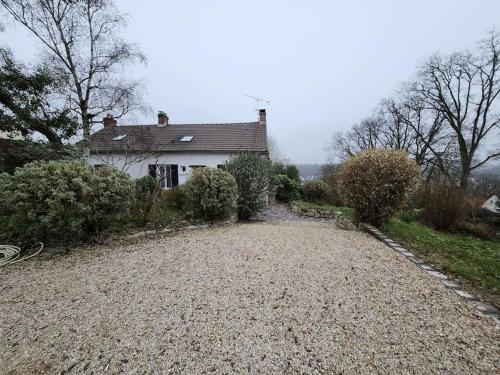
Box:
[360,223,500,325]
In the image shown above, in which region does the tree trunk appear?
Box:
[80,105,91,158]
[459,166,470,190]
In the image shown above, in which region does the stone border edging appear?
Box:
[360,223,500,324]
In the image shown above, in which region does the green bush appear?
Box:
[134,175,160,225]
[147,197,186,229]
[271,174,301,203]
[302,179,331,203]
[226,153,272,220]
[337,149,420,226]
[0,140,80,174]
[272,162,300,181]
[399,208,420,223]
[161,186,187,211]
[321,163,342,205]
[0,161,134,244]
[183,167,238,221]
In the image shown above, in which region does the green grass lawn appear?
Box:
[291,200,355,220]
[383,218,500,305]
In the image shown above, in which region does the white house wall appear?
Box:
[481,195,500,213]
[88,152,235,185]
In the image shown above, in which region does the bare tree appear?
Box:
[267,134,284,162]
[328,116,386,159]
[1,0,148,156]
[380,95,458,181]
[89,125,159,173]
[411,32,500,189]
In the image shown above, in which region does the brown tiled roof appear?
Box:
[89,122,268,153]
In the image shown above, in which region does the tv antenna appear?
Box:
[245,94,270,111]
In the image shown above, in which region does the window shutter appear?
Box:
[148,164,157,178]
[171,164,179,187]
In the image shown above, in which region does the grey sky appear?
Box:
[2,0,500,163]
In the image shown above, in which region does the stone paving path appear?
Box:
[257,203,334,222]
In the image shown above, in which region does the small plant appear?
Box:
[399,208,420,223]
[454,220,494,239]
[302,179,331,203]
[226,153,272,220]
[271,174,300,203]
[183,167,238,221]
[336,149,420,226]
[0,160,134,244]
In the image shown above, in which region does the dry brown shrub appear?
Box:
[336,149,420,226]
[421,183,467,230]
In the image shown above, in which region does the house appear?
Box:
[88,109,268,188]
[0,130,23,140]
[481,194,500,213]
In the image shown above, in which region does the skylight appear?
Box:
[113,134,127,141]
[179,135,193,142]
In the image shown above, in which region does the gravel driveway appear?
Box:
[1,222,499,374]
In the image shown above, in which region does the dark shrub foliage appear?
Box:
[302,179,331,203]
[421,183,467,230]
[454,220,495,239]
[0,139,80,174]
[321,163,342,205]
[134,175,159,225]
[183,167,238,221]
[272,162,300,181]
[135,175,158,203]
[161,186,187,210]
[271,174,301,203]
[399,208,420,223]
[0,161,134,244]
[337,149,420,226]
[226,153,272,220]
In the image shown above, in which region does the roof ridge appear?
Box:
[116,121,259,128]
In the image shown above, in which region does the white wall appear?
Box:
[88,152,234,185]
[481,195,500,213]
[0,130,23,140]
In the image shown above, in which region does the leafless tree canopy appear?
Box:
[267,134,284,162]
[89,126,159,172]
[1,0,148,155]
[329,31,500,189]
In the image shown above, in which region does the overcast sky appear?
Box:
[2,0,500,163]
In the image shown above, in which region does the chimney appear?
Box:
[158,111,169,126]
[103,114,117,128]
[259,109,266,126]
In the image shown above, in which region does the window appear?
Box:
[179,135,193,142]
[217,164,226,170]
[113,134,127,141]
[93,164,104,170]
[148,164,178,189]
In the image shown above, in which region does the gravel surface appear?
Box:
[1,221,499,374]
